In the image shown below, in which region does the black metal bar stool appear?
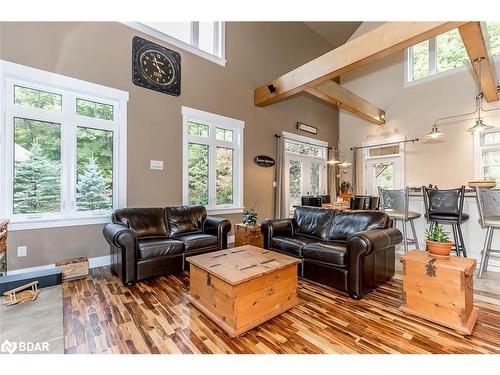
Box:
[475,187,500,277]
[422,186,468,257]
[379,187,420,253]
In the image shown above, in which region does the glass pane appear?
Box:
[437,29,469,73]
[199,22,216,55]
[310,163,320,196]
[289,160,302,216]
[14,86,62,111]
[142,22,191,44]
[486,22,500,56]
[216,127,233,142]
[484,166,500,185]
[216,147,233,205]
[188,143,209,205]
[411,40,429,81]
[285,141,321,157]
[484,132,500,146]
[76,127,113,211]
[483,150,500,166]
[76,98,114,121]
[13,118,61,214]
[375,162,394,190]
[188,122,209,137]
[369,145,400,157]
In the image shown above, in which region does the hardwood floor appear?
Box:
[63,267,500,354]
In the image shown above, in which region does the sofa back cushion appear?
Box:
[113,208,168,238]
[165,205,207,236]
[326,210,389,241]
[293,206,335,240]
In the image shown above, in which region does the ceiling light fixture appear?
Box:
[424,124,446,140]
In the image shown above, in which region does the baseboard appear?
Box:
[228,235,235,244]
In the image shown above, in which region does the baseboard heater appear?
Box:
[0,268,62,295]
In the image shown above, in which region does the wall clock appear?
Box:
[132,36,181,96]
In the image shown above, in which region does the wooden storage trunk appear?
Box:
[234,224,264,248]
[187,245,300,337]
[55,257,89,281]
[400,250,478,335]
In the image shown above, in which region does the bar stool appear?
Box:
[475,187,500,278]
[422,186,468,257]
[379,187,421,253]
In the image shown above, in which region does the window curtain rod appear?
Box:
[350,138,419,151]
[274,134,333,150]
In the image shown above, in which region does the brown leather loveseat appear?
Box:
[261,206,402,299]
[103,205,231,285]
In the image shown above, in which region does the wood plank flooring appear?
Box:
[62,267,500,354]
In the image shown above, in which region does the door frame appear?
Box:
[364,155,403,195]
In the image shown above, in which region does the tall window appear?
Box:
[0,61,128,230]
[476,129,500,186]
[126,22,225,66]
[407,22,500,83]
[182,106,244,214]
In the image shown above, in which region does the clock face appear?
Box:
[139,49,176,86]
[132,36,181,96]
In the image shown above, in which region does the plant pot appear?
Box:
[425,239,453,258]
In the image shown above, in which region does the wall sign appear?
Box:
[254,155,275,167]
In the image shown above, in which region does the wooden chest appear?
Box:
[234,224,264,248]
[187,245,300,338]
[0,219,9,277]
[55,257,89,281]
[400,250,478,335]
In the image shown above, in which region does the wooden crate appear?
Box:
[400,250,478,335]
[234,224,264,248]
[187,245,300,338]
[55,257,89,281]
[0,219,9,276]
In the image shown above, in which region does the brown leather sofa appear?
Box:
[103,205,231,285]
[261,207,402,299]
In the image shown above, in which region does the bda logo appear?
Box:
[1,339,17,354]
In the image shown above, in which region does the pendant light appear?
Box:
[424,124,446,140]
[467,57,494,133]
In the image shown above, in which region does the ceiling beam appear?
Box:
[305,81,386,125]
[458,22,499,103]
[255,22,467,107]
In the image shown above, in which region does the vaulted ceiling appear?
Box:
[304,22,362,48]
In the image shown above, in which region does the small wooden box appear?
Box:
[0,219,9,276]
[235,224,264,248]
[400,250,478,335]
[55,257,89,281]
[187,246,300,337]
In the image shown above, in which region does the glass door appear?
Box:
[365,156,402,195]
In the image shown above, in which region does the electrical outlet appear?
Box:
[17,246,27,257]
[150,160,164,170]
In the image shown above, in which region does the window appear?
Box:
[182,106,244,214]
[476,129,500,186]
[407,22,500,83]
[125,22,225,66]
[0,60,128,230]
[363,142,404,196]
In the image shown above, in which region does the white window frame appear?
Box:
[182,106,244,215]
[473,127,500,181]
[124,22,226,67]
[0,60,128,231]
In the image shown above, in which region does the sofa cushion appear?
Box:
[326,210,388,242]
[302,242,347,267]
[173,232,218,252]
[113,208,168,238]
[166,205,207,236]
[293,206,335,240]
[272,235,318,257]
[137,237,184,259]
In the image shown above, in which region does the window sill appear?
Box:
[207,207,244,216]
[8,215,111,231]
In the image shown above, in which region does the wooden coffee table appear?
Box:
[187,245,301,338]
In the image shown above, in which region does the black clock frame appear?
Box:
[132,36,181,96]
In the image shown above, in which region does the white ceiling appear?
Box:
[305,22,362,48]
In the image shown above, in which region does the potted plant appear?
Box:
[425,224,453,258]
[242,209,258,227]
[339,180,352,202]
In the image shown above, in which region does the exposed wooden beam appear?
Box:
[255,22,466,107]
[458,22,499,103]
[305,81,386,125]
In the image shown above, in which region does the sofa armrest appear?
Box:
[103,223,138,285]
[261,219,295,249]
[203,217,231,249]
[346,228,402,299]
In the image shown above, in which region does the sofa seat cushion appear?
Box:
[173,232,218,252]
[302,242,347,267]
[137,237,184,259]
[271,235,317,257]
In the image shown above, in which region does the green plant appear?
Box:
[242,209,258,227]
[425,225,450,243]
[339,180,352,193]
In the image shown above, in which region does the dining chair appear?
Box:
[475,187,500,277]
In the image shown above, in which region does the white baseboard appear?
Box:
[7,254,111,276]
[228,235,235,244]
[7,263,57,276]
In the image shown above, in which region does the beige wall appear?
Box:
[339,22,500,193]
[0,22,339,270]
